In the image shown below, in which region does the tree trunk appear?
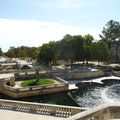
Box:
[70,60,73,69]
[116,43,119,63]
[98,60,99,66]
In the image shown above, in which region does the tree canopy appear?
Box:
[5,20,118,66]
[34,33,110,67]
[100,20,120,45]
[6,46,36,59]
[91,41,110,65]
[35,42,56,66]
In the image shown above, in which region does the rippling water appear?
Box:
[72,84,120,108]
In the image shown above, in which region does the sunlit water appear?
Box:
[71,84,120,108]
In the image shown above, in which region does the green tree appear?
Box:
[83,34,94,63]
[56,34,74,67]
[56,34,85,68]
[72,35,84,62]
[100,20,120,62]
[84,45,91,63]
[91,41,110,65]
[35,42,56,66]
[100,20,120,46]
[6,48,15,59]
[84,34,94,45]
[6,46,37,59]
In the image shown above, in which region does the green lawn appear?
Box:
[21,78,55,87]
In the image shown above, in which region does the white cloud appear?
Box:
[0,18,100,52]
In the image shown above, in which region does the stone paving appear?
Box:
[0,73,14,79]
[69,84,78,90]
[0,109,65,120]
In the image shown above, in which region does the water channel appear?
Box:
[0,92,78,107]
[0,79,120,108]
[70,79,120,108]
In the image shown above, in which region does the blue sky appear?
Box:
[0,0,120,51]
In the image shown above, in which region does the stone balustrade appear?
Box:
[0,99,86,118]
[66,103,120,120]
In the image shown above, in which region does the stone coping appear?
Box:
[66,103,120,120]
[0,99,86,110]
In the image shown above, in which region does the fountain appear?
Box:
[70,79,120,108]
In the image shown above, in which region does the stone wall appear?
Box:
[3,83,68,98]
[65,70,105,80]
[14,72,54,81]
[1,76,69,98]
[0,77,15,87]
[112,70,120,77]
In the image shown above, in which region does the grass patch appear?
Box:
[21,78,54,87]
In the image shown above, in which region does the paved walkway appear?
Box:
[0,73,14,79]
[0,109,65,120]
[69,84,78,90]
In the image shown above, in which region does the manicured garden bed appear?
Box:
[21,78,55,87]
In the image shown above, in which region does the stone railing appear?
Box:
[66,103,120,120]
[0,99,86,118]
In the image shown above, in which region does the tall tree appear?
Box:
[83,34,94,63]
[72,35,84,62]
[84,34,94,45]
[6,48,15,59]
[35,42,56,66]
[56,34,74,67]
[100,20,120,46]
[56,34,85,68]
[91,41,110,65]
[100,20,120,62]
